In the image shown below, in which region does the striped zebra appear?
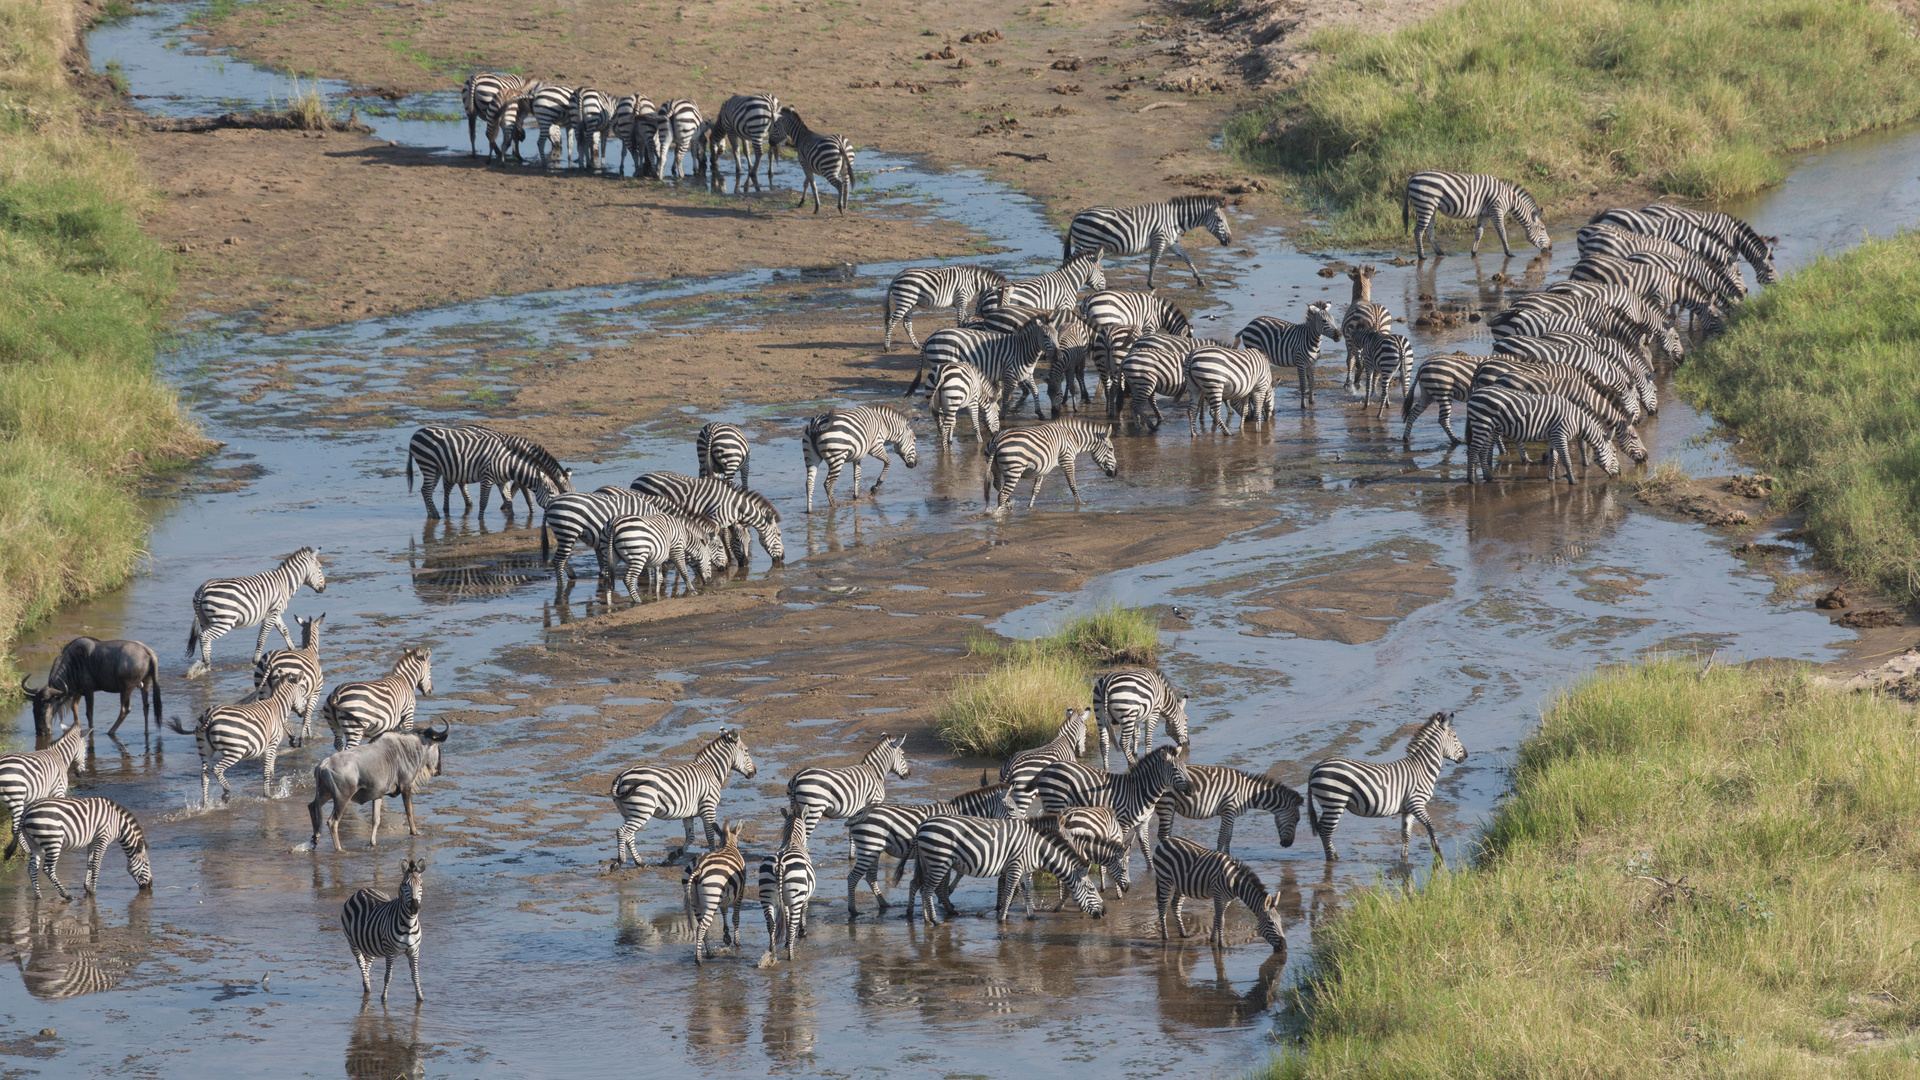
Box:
[321,647,432,751]
[1118,333,1212,430]
[1492,331,1658,417]
[651,99,704,180]
[1078,289,1192,343]
[1568,254,1725,333]
[981,251,1108,315]
[609,94,654,176]
[1341,265,1391,390]
[716,93,781,192]
[541,487,668,580]
[461,72,531,157]
[631,471,787,567]
[1477,364,1647,464]
[908,309,1062,415]
[787,733,910,837]
[1636,204,1779,285]
[19,797,152,901]
[1577,223,1747,303]
[984,418,1118,512]
[485,93,535,164]
[1537,281,1685,363]
[1091,668,1188,769]
[1351,328,1414,419]
[1151,835,1285,951]
[768,108,855,215]
[1185,346,1275,435]
[570,88,616,170]
[758,807,815,964]
[690,118,725,179]
[406,424,573,520]
[1154,765,1301,854]
[881,265,1008,350]
[250,612,324,747]
[1062,196,1232,288]
[184,546,326,678]
[930,361,1004,448]
[1492,292,1681,366]
[1029,807,1132,901]
[1001,707,1089,789]
[598,512,726,599]
[683,822,746,963]
[1401,351,1483,446]
[341,858,426,1001]
[170,675,305,803]
[1402,170,1551,259]
[695,422,752,489]
[0,721,89,860]
[609,728,757,868]
[1040,307,1098,417]
[845,781,1029,915]
[801,405,919,512]
[907,815,1104,923]
[1238,300,1342,405]
[1033,744,1192,867]
[522,83,578,165]
[1476,353,1636,425]
[1308,711,1466,860]
[1467,387,1621,484]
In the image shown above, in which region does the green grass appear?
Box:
[1227,0,1920,241]
[1678,231,1920,611]
[1261,658,1920,1079]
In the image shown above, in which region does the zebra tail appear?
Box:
[1401,184,1410,232]
[540,522,551,559]
[185,615,201,659]
[406,454,414,492]
[889,842,916,888]
[1,813,17,862]
[1304,786,1320,837]
[1061,225,1072,267]
[164,711,200,736]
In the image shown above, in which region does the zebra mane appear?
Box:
[1507,183,1542,218]
[1028,818,1091,868]
[694,728,741,767]
[741,489,779,524]
[1172,194,1226,213]
[1224,855,1271,912]
[1249,772,1303,810]
[282,546,318,567]
[478,426,570,485]
[390,647,431,676]
[1404,711,1455,754]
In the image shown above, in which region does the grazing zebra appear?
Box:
[1062,197,1232,288]
[322,647,432,751]
[767,108,855,215]
[609,729,757,868]
[846,781,1027,915]
[1637,204,1779,285]
[683,822,746,963]
[19,797,152,901]
[485,93,535,164]
[881,265,1008,350]
[1351,329,1414,419]
[184,546,326,678]
[341,858,426,1001]
[598,512,726,599]
[1029,807,1132,902]
[570,88,616,170]
[1402,170,1551,259]
[1238,300,1343,405]
[541,487,668,580]
[695,422,752,489]
[787,733,910,837]
[461,72,531,156]
[522,83,578,165]
[1308,711,1466,860]
[631,471,786,567]
[651,99,703,179]
[1577,224,1746,303]
[1185,346,1275,435]
[758,807,815,964]
[984,418,1118,512]
[801,405,919,512]
[1467,387,1622,484]
[0,721,89,860]
[608,94,652,176]
[1118,333,1212,430]
[1401,351,1483,446]
[930,361,1004,448]
[250,612,324,747]
[907,815,1104,923]
[406,424,573,520]
[1091,669,1188,770]
[715,93,781,192]
[981,251,1108,315]
[1151,835,1285,951]
[1154,765,1301,854]
[170,675,305,803]
[1001,707,1089,789]
[1033,744,1193,867]
[1478,364,1647,464]
[909,309,1063,415]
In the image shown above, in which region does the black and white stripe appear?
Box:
[1154,764,1301,854]
[844,781,1025,915]
[695,422,752,489]
[930,361,1004,448]
[1033,744,1192,867]
[321,647,432,751]
[651,99,703,180]
[184,546,326,677]
[801,405,919,512]
[1308,710,1466,860]
[1577,223,1746,303]
[1077,289,1192,342]
[1062,197,1232,288]
[768,107,855,215]
[881,265,1008,351]
[1476,362,1647,464]
[609,94,657,176]
[0,721,89,860]
[20,797,152,901]
[169,675,303,802]
[569,88,616,170]
[522,84,578,166]
[1185,346,1275,435]
[1538,281,1685,363]
[1091,667,1188,770]
[984,418,1118,512]
[1040,308,1099,418]
[609,729,757,868]
[1401,351,1483,446]
[1467,387,1622,484]
[1237,300,1342,405]
[908,309,1062,414]
[598,512,726,598]
[715,93,781,192]
[787,734,910,837]
[758,808,815,964]
[1492,289,1682,365]
[1351,328,1413,419]
[250,612,324,747]
[908,815,1104,923]
[1492,332,1657,418]
[1631,204,1778,285]
[1028,807,1132,900]
[461,72,532,157]
[406,423,573,520]
[1001,707,1089,789]
[540,487,668,580]
[982,251,1108,315]
[341,858,425,1001]
[631,471,787,567]
[683,823,746,963]
[1151,835,1285,950]
[1568,254,1724,333]
[1402,170,1551,259]
[485,93,536,164]
[1118,333,1214,430]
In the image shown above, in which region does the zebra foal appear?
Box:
[170,674,306,803]
[1403,170,1551,259]
[0,721,90,861]
[1307,710,1466,861]
[250,612,324,747]
[342,858,426,1001]
[758,807,815,965]
[609,728,757,868]
[20,797,152,900]
[984,418,1118,512]
[1151,835,1285,951]
[598,512,727,599]
[788,733,910,837]
[184,545,326,678]
[769,107,855,215]
[882,265,1008,350]
[1340,264,1391,392]
[684,822,747,963]
[1350,328,1414,420]
[802,405,918,512]
[322,647,432,751]
[695,422,752,490]
[1063,196,1232,288]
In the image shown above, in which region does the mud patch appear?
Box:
[1173,540,1453,645]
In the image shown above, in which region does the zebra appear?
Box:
[715,93,781,192]
[1637,204,1779,285]
[846,782,1030,916]
[598,512,726,599]
[1568,254,1725,334]
[1308,710,1466,860]
[683,822,746,963]
[787,733,910,837]
[1092,669,1188,770]
[1118,333,1214,430]
[184,546,326,678]
[1492,292,1682,366]
[695,422,752,490]
[341,858,426,1001]
[570,88,616,170]
[758,807,815,964]
[1062,196,1232,288]
[1477,364,1647,465]
[1492,331,1658,417]
[250,612,324,747]
[485,93,535,164]
[631,471,786,568]
[1340,264,1392,391]
[930,361,1004,448]
[1032,743,1193,867]
[19,797,152,901]
[1535,281,1686,363]
[1476,353,1637,426]
[461,72,531,157]
[1040,307,1099,417]
[0,721,89,861]
[909,309,1063,414]
[1402,170,1551,259]
[651,99,704,180]
[1467,387,1622,484]
[1351,328,1414,420]
[541,487,668,580]
[1577,223,1747,304]
[984,418,1118,512]
[881,265,1008,350]
[609,728,757,868]
[907,814,1104,923]
[1154,765,1301,854]
[767,107,855,215]
[608,94,652,176]
[522,83,578,165]
[170,674,305,803]
[406,424,573,520]
[1028,807,1132,902]
[321,647,432,751]
[1185,346,1275,435]
[1401,351,1484,446]
[980,250,1108,315]
[1077,289,1192,345]
[801,405,918,513]
[1238,301,1343,405]
[1001,707,1089,790]
[1151,835,1285,951]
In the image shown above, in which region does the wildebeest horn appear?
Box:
[19,675,33,694]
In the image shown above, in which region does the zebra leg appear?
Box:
[1027,470,1046,509]
[1426,212,1444,257]
[1171,894,1189,938]
[1399,813,1415,859]
[1170,240,1205,287]
[694,909,715,963]
[1412,801,1443,859]
[1316,805,1342,860]
[1097,719,1114,771]
[822,461,845,509]
[408,947,424,1001]
[381,956,395,1003]
[1439,396,1460,446]
[369,797,383,847]
[353,949,374,994]
[762,897,780,962]
[866,448,893,495]
[1217,806,1238,852]
[1155,878,1172,939]
[263,742,280,799]
[1471,213,1489,255]
[1495,213,1514,258]
[87,837,110,898]
[418,462,441,518]
[201,763,212,808]
[1061,459,1083,505]
[213,758,236,800]
[1212,896,1229,947]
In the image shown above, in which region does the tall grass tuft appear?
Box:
[282,78,331,130]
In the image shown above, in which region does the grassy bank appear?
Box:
[0,0,201,691]
[1262,659,1920,1078]
[1228,0,1920,240]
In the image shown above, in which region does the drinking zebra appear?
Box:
[983,418,1118,512]
[1402,170,1551,259]
[1568,254,1723,332]
[1041,308,1098,417]
[768,107,855,215]
[0,721,89,861]
[609,729,757,868]
[609,94,655,176]
[184,546,326,678]
[907,815,1104,923]
[1091,668,1188,769]
[1307,710,1466,860]
[1536,281,1684,364]
[461,72,532,157]
[570,88,616,170]
[1577,224,1747,304]
[522,83,578,165]
[406,424,573,520]
[250,612,325,747]
[486,93,535,164]
[758,807,815,964]
[322,647,432,751]
[1237,300,1343,405]
[1033,744,1192,867]
[1117,333,1211,430]
[598,512,727,599]
[341,858,426,1001]
[19,797,152,901]
[1351,329,1414,419]
[788,733,910,837]
[930,362,1004,448]
[1151,835,1285,951]
[801,405,918,512]
[845,780,1026,916]
[1492,331,1658,417]
[1153,764,1301,854]
[980,251,1107,315]
[541,487,668,580]
[695,422,752,490]
[651,99,704,180]
[881,265,1008,350]
[631,471,787,567]
[716,93,781,192]
[683,822,746,963]
[1476,353,1637,427]
[1185,346,1275,435]
[1491,293,1680,366]
[1477,365,1646,465]
[1636,204,1778,285]
[1029,807,1132,901]
[1001,707,1089,790]
[909,308,1062,415]
[170,674,305,803]
[1402,351,1486,445]
[1062,196,1232,288]
[1340,265,1391,391]
[1468,386,1621,484]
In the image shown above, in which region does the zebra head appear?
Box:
[721,729,758,780]
[1080,250,1108,293]
[404,647,433,696]
[292,547,326,594]
[398,858,426,915]
[124,828,154,892]
[1652,322,1684,362]
[1307,300,1342,343]
[1166,695,1191,748]
[1617,422,1648,464]
[885,409,919,470]
[1203,198,1233,247]
[869,733,911,780]
[1090,426,1118,479]
[1139,744,1191,796]
[1754,236,1781,285]
[1424,711,1468,764]
[743,491,786,564]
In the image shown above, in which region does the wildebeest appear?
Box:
[20,638,162,737]
[307,725,451,853]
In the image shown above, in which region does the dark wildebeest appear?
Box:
[307,725,450,853]
[20,638,162,737]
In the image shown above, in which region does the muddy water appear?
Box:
[0,9,1887,1077]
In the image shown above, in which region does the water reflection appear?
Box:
[345,1003,426,1080]
[0,892,151,1000]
